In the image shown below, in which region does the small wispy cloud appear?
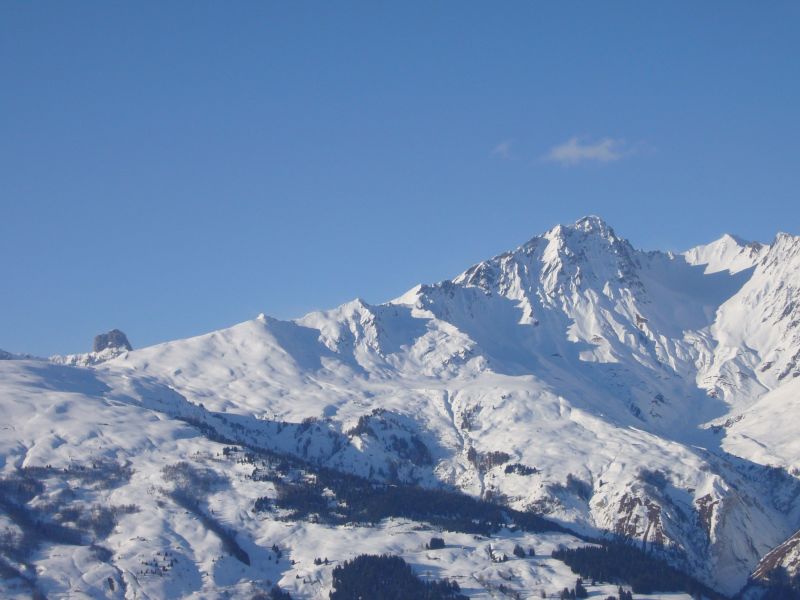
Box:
[491,139,514,159]
[544,136,631,166]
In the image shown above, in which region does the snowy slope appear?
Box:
[717,376,800,472]
[2,216,799,597]
[684,234,766,275]
[697,232,800,410]
[0,359,693,600]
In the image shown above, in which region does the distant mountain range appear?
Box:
[2,216,799,598]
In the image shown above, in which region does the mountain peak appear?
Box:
[719,232,750,246]
[574,214,612,233]
[93,329,132,352]
[450,215,640,307]
[684,233,766,275]
[774,231,800,245]
[763,231,800,269]
[538,216,621,248]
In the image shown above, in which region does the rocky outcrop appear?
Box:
[50,329,133,367]
[93,329,132,352]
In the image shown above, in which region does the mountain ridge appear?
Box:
[2,216,799,597]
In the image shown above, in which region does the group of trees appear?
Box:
[21,460,134,490]
[251,586,293,600]
[329,554,467,600]
[615,587,634,600]
[558,578,589,599]
[749,567,800,599]
[264,466,563,537]
[427,537,445,550]
[512,543,535,558]
[254,496,272,512]
[504,463,538,476]
[551,543,721,598]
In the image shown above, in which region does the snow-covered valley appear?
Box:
[3,216,800,599]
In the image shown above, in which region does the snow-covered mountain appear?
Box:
[2,216,799,598]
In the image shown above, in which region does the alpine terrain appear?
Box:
[2,216,799,599]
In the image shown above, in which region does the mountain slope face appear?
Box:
[1,359,622,600]
[4,216,799,596]
[91,216,800,595]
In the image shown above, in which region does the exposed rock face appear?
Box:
[738,529,800,598]
[93,329,132,352]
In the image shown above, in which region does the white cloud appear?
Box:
[491,139,514,159]
[544,136,630,166]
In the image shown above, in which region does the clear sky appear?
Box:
[2,2,799,356]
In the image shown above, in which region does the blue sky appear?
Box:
[2,2,799,355]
